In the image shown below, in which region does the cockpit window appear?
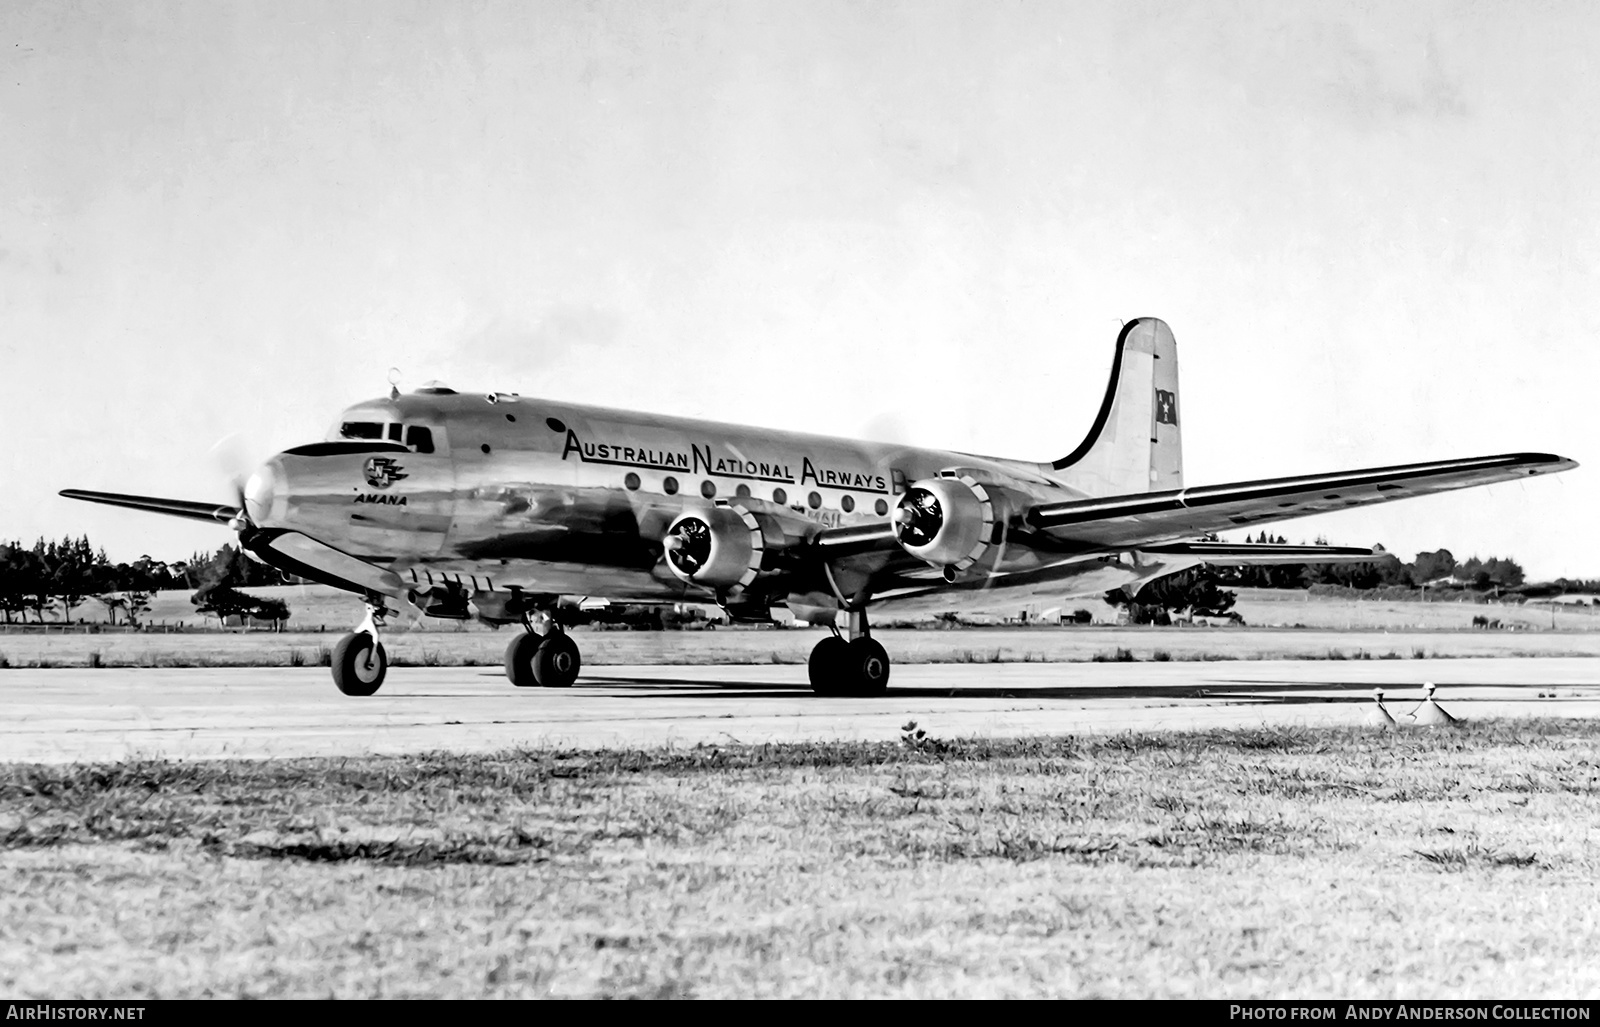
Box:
[406,426,435,454]
[387,423,403,442]
[340,421,383,440]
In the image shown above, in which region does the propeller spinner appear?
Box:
[208,434,261,533]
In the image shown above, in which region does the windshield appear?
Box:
[339,421,384,440]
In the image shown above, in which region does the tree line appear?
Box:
[1215,533,1528,591]
[0,537,288,625]
[1108,534,1553,623]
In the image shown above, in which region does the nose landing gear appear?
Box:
[808,607,890,697]
[505,610,583,688]
[332,601,390,696]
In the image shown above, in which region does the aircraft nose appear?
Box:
[243,459,284,527]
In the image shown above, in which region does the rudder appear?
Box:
[1050,317,1183,496]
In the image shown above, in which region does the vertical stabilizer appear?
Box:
[1050,317,1183,496]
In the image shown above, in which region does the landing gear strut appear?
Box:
[505,609,582,689]
[808,607,890,696]
[332,600,389,697]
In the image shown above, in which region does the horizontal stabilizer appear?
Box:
[1142,542,1393,565]
[59,489,239,525]
[1025,452,1577,548]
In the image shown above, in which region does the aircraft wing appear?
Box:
[1139,542,1392,564]
[59,489,239,525]
[1023,452,1575,550]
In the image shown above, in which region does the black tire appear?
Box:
[533,632,582,688]
[504,632,541,688]
[840,637,891,696]
[807,635,849,695]
[331,632,387,697]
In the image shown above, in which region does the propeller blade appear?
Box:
[207,434,258,528]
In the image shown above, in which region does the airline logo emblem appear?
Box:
[1155,389,1178,426]
[363,456,408,489]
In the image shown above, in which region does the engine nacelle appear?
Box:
[663,504,765,592]
[893,472,996,573]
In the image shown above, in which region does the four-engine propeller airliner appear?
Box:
[62,318,1576,696]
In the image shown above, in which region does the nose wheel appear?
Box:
[332,603,390,696]
[807,608,890,696]
[505,619,582,688]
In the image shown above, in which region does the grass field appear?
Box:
[3,720,1597,998]
[6,584,1597,669]
[13,585,1600,633]
[3,625,1600,670]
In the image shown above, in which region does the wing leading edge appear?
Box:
[1024,452,1576,550]
[59,489,240,525]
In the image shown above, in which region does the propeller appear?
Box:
[663,517,713,577]
[207,434,257,533]
[893,488,943,548]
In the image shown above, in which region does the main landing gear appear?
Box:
[332,601,389,697]
[504,610,582,689]
[808,608,890,697]
[327,598,583,696]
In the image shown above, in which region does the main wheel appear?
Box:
[504,632,541,688]
[532,632,582,688]
[840,637,890,696]
[332,631,387,696]
[807,635,849,695]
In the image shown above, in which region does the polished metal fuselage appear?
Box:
[249,391,1197,615]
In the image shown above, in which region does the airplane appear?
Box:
[61,318,1577,697]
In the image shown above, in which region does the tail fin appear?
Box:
[1050,317,1183,496]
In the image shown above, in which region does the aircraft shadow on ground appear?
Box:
[571,675,1551,705]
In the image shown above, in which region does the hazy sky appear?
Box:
[3,1,1597,579]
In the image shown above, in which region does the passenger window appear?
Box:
[406,426,435,454]
[340,421,383,440]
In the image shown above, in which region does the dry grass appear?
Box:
[2,625,1599,670]
[10,583,1600,634]
[6,583,1598,670]
[1231,588,1600,632]
[2,721,1599,997]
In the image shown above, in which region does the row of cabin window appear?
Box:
[621,472,890,515]
[338,421,884,513]
[341,421,435,453]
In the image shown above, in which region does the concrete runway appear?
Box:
[3,658,1599,763]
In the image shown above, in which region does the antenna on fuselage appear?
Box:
[387,367,402,400]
